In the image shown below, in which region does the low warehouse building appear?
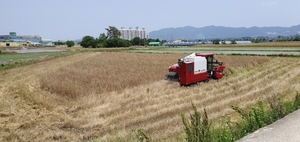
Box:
[0,32,42,47]
[40,39,54,47]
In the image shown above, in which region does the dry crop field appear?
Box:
[0,52,300,141]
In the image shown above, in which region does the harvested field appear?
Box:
[0,52,300,141]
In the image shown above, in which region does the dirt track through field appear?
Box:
[1,52,300,141]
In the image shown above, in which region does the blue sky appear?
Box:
[1,0,299,41]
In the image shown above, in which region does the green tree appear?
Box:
[105,38,118,47]
[66,40,75,47]
[81,36,96,48]
[53,41,65,45]
[294,35,300,41]
[118,39,131,47]
[230,40,237,44]
[142,38,147,46]
[97,33,107,47]
[105,38,131,47]
[132,37,141,45]
[105,26,121,39]
[212,39,220,44]
[99,33,107,40]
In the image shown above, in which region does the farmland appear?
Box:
[129,42,300,55]
[0,52,64,64]
[0,48,300,141]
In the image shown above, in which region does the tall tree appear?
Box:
[105,26,121,39]
[97,33,107,47]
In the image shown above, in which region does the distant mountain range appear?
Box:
[148,25,300,40]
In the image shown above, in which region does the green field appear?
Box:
[128,46,300,55]
[0,52,66,64]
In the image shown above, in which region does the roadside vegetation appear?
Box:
[180,93,300,142]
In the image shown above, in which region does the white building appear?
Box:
[119,27,148,40]
[40,39,54,47]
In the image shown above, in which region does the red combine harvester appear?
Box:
[166,53,225,86]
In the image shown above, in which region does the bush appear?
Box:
[81,36,96,48]
[66,40,75,47]
[106,38,131,47]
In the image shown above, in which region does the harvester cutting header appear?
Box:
[166,53,225,86]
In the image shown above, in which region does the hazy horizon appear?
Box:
[1,0,299,41]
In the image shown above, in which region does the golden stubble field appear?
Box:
[0,52,300,141]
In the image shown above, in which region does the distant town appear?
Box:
[1,25,300,48]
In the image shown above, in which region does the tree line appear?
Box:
[54,40,75,47]
[80,26,162,48]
